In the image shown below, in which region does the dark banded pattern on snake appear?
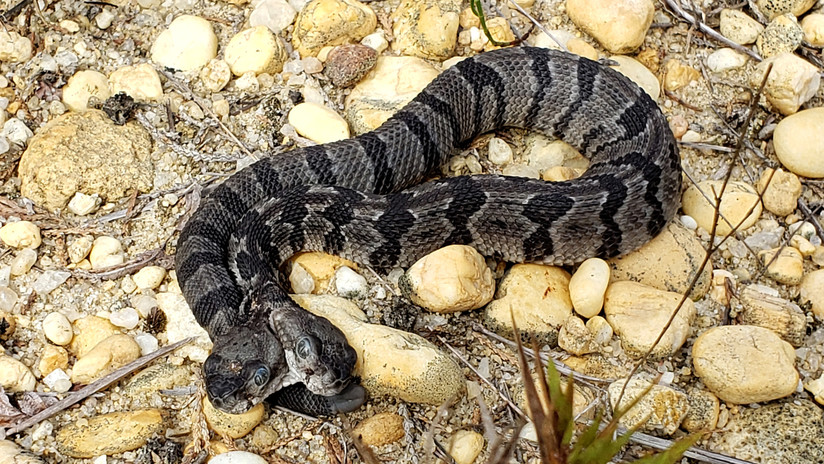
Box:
[175,47,681,415]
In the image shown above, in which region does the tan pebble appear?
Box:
[789,234,815,257]
[692,325,798,403]
[586,315,613,344]
[609,55,661,100]
[567,38,598,60]
[0,311,15,339]
[738,285,806,346]
[391,0,460,59]
[801,13,824,47]
[566,0,654,54]
[89,236,124,270]
[751,53,820,115]
[483,264,572,345]
[150,15,217,72]
[353,412,405,446]
[608,377,688,434]
[681,389,720,432]
[445,430,484,464]
[38,344,69,376]
[604,281,696,358]
[68,235,94,264]
[109,63,163,102]
[42,312,73,346]
[67,192,100,216]
[0,439,46,464]
[542,166,583,182]
[757,13,803,58]
[719,8,764,44]
[681,180,762,235]
[56,409,163,458]
[324,44,377,87]
[10,248,37,276]
[132,266,166,290]
[706,47,749,73]
[800,269,824,318]
[669,115,689,139]
[483,17,516,51]
[288,102,350,143]
[710,269,735,306]
[758,247,803,285]
[663,59,700,91]
[805,375,824,406]
[70,315,120,357]
[635,47,660,72]
[569,258,610,318]
[773,107,824,177]
[62,70,110,112]
[203,397,264,438]
[71,334,141,384]
[458,7,479,29]
[0,221,41,249]
[756,168,801,216]
[123,363,190,395]
[400,245,494,313]
[0,355,36,392]
[755,0,816,19]
[199,59,232,92]
[250,425,279,449]
[558,315,597,355]
[225,26,288,76]
[289,252,357,293]
[293,0,377,57]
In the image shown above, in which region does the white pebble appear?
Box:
[67,192,101,216]
[150,15,218,72]
[134,333,159,355]
[131,294,158,318]
[210,451,268,464]
[290,263,315,294]
[0,266,9,287]
[249,0,297,34]
[3,118,33,146]
[89,236,124,270]
[42,368,72,393]
[132,266,166,290]
[706,48,748,73]
[225,26,287,76]
[334,266,368,298]
[95,9,115,29]
[43,312,73,345]
[62,70,111,112]
[680,215,698,230]
[0,220,41,249]
[109,307,140,329]
[568,258,610,318]
[361,30,388,53]
[0,30,33,62]
[287,102,350,144]
[33,270,71,295]
[10,248,36,276]
[109,63,163,102]
[0,286,17,311]
[487,137,513,165]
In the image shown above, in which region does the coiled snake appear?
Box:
[175,47,681,415]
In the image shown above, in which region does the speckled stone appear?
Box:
[608,377,689,434]
[391,0,461,59]
[352,412,405,446]
[292,0,377,57]
[56,409,164,458]
[203,398,265,438]
[757,13,803,58]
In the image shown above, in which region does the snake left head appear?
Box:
[203,324,287,414]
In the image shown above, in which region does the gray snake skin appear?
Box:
[175,47,681,415]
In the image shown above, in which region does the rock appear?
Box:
[289,252,358,293]
[225,26,288,76]
[199,59,232,92]
[361,30,388,53]
[604,281,696,358]
[71,334,141,384]
[586,316,613,344]
[0,355,36,392]
[758,247,803,285]
[487,137,513,165]
[68,236,94,264]
[806,376,824,405]
[0,440,44,464]
[62,70,111,112]
[681,389,719,432]
[756,168,801,216]
[70,315,120,357]
[608,222,711,300]
[109,307,140,329]
[0,310,15,338]
[682,180,762,235]
[18,110,153,210]
[210,451,268,464]
[42,368,72,392]
[801,13,824,47]
[0,221,41,249]
[293,294,464,404]
[800,269,824,318]
[249,0,297,34]
[56,409,164,457]
[334,266,368,298]
[773,107,824,177]
[608,377,689,434]
[203,398,264,438]
[134,333,159,355]
[38,344,69,376]
[566,38,599,60]
[609,55,660,100]
[566,0,654,54]
[751,52,820,115]
[706,48,749,73]
[719,8,764,45]
[400,245,494,313]
[132,266,166,290]
[67,192,101,215]
[89,236,124,269]
[0,30,33,62]
[345,56,439,134]
[738,285,806,346]
[109,63,163,102]
[10,249,37,276]
[391,0,460,59]
[446,430,484,464]
[692,325,798,403]
[150,15,217,71]
[33,270,71,295]
[558,316,597,355]
[757,13,803,58]
[123,363,190,395]
[481,16,517,51]
[352,412,405,446]
[754,0,815,19]
[157,290,212,362]
[483,264,572,345]
[663,59,700,91]
[42,312,73,346]
[287,102,350,143]
[568,258,610,318]
[324,44,377,87]
[292,0,376,57]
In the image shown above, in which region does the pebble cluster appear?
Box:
[0,0,822,462]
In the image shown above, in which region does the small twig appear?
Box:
[664,89,703,112]
[663,0,762,61]
[798,198,824,244]
[71,244,171,280]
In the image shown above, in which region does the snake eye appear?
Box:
[296,336,316,359]
[253,366,269,386]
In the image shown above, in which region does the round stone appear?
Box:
[568,258,610,318]
[0,221,41,249]
[773,107,824,178]
[203,397,265,438]
[150,15,217,71]
[225,26,288,76]
[682,180,762,235]
[566,0,654,54]
[352,412,405,446]
[62,70,111,112]
[42,312,73,346]
[288,102,350,144]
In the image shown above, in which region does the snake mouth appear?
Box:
[205,375,255,414]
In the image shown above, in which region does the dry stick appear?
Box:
[7,337,195,435]
[504,0,567,50]
[798,198,824,244]
[664,0,762,61]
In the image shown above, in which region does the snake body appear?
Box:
[175,47,681,415]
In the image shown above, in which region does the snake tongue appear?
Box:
[326,383,367,413]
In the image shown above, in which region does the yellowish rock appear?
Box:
[446,430,484,464]
[755,0,816,19]
[287,102,350,144]
[484,264,573,345]
[757,13,804,58]
[458,7,480,29]
[756,168,801,216]
[692,325,798,404]
[0,440,45,464]
[609,222,711,300]
[132,265,166,290]
[608,377,688,434]
[150,15,217,71]
[738,285,806,346]
[805,375,824,406]
[42,311,73,346]
[352,412,405,446]
[773,107,824,178]
[758,247,803,285]
[719,8,764,45]
[801,13,824,47]
[293,0,377,57]
[400,245,494,313]
[800,269,824,318]
[71,334,141,384]
[586,315,613,345]
[89,236,124,270]
[663,59,700,91]
[109,63,163,102]
[224,26,288,76]
[0,221,41,249]
[681,389,720,432]
[558,315,596,355]
[289,252,358,293]
[0,355,36,392]
[568,257,610,318]
[38,344,69,376]
[56,409,164,458]
[567,38,598,60]
[609,55,660,100]
[123,363,191,395]
[566,0,654,54]
[681,180,762,235]
[62,70,111,112]
[751,53,820,115]
[203,398,264,438]
[392,0,460,59]
[70,315,120,357]
[604,281,696,358]
[483,17,516,51]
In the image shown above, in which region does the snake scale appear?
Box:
[175,47,681,415]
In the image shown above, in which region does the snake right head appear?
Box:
[203,323,287,414]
